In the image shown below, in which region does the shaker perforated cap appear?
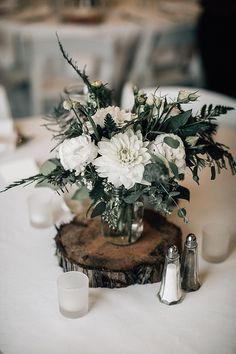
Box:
[185,233,197,248]
[167,245,179,259]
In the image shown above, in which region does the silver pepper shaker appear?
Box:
[181,234,201,292]
[158,245,184,305]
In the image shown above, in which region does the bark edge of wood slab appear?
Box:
[55,209,182,288]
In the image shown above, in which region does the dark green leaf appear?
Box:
[180,122,217,136]
[200,104,207,118]
[162,110,192,131]
[143,163,163,182]
[91,201,106,218]
[104,113,117,133]
[151,154,166,167]
[176,185,190,201]
[207,145,224,160]
[89,180,105,202]
[124,190,143,204]
[36,180,59,190]
[164,136,180,149]
[192,165,199,184]
[169,162,179,179]
[178,207,187,218]
[208,104,213,115]
[211,165,216,180]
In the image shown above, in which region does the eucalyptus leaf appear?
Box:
[169,162,179,179]
[211,165,216,180]
[143,163,162,182]
[40,159,59,176]
[177,207,187,218]
[72,186,90,200]
[164,136,180,149]
[124,190,143,204]
[91,201,106,218]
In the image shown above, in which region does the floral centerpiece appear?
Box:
[4,39,236,245]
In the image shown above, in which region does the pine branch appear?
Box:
[56,33,93,93]
[1,174,42,192]
[56,34,112,108]
[200,104,234,120]
[104,113,117,136]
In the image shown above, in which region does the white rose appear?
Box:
[59,135,98,174]
[149,133,186,176]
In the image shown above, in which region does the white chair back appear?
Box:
[0,85,12,121]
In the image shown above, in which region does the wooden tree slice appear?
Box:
[55,209,182,288]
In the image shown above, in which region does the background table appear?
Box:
[0,90,236,354]
[0,1,200,116]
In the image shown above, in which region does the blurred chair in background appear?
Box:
[0,84,17,154]
[127,22,203,90]
[0,84,12,120]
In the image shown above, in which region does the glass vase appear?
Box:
[101,188,144,246]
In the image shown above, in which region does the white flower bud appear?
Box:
[185,136,199,146]
[189,92,199,101]
[146,94,154,106]
[91,80,103,88]
[177,90,199,103]
[154,96,161,107]
[72,101,80,110]
[63,99,73,111]
[137,95,146,104]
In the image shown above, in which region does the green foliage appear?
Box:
[57,34,112,108]
[123,189,143,204]
[104,114,117,137]
[2,40,236,227]
[91,201,106,218]
[72,186,90,200]
[164,136,180,149]
[161,110,192,132]
[40,159,61,176]
[89,179,105,203]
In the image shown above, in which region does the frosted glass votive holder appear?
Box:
[27,189,54,228]
[57,271,89,319]
[202,223,230,263]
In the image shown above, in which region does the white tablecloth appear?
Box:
[0,106,236,353]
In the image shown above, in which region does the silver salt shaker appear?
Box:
[158,245,184,305]
[181,234,201,292]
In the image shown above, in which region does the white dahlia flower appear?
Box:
[59,135,98,174]
[85,106,134,133]
[93,130,151,189]
[149,133,186,175]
